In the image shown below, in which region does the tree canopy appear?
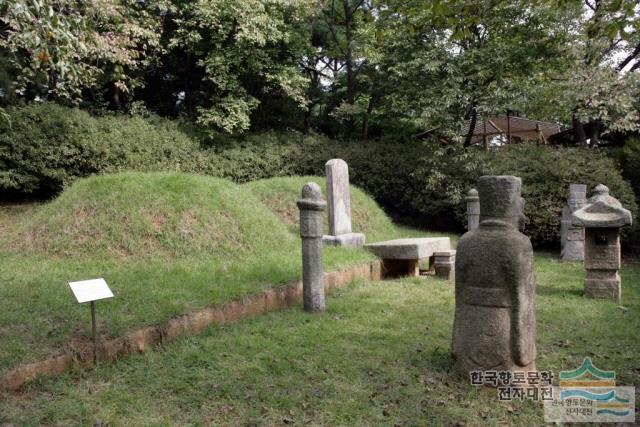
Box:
[1,0,639,141]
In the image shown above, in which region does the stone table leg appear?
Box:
[382,259,420,278]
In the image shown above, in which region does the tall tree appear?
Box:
[0,0,165,107]
[367,0,569,141]
[163,0,315,135]
[311,0,374,138]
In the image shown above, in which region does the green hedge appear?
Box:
[2,104,637,249]
[322,142,637,248]
[485,145,637,248]
[0,104,206,195]
[610,137,640,253]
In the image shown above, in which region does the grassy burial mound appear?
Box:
[245,176,457,250]
[245,176,401,242]
[5,172,297,260]
[0,172,392,373]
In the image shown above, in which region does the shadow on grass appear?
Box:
[426,345,452,367]
[536,285,583,298]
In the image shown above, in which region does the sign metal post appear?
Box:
[68,278,114,364]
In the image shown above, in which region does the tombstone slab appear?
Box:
[453,175,536,378]
[322,159,365,247]
[365,237,451,277]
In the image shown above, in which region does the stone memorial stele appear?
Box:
[297,182,327,313]
[560,184,587,261]
[322,159,365,247]
[465,188,480,231]
[571,184,632,302]
[452,175,536,378]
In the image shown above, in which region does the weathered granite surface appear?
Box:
[572,184,632,302]
[561,184,587,261]
[365,237,451,278]
[466,188,480,231]
[453,175,536,378]
[322,233,365,247]
[323,158,365,247]
[434,250,456,281]
[572,185,632,228]
[365,237,451,260]
[297,182,327,313]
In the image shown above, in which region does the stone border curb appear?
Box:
[0,261,381,391]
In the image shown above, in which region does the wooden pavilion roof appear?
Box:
[463,115,563,144]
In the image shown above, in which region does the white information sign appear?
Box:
[69,278,114,304]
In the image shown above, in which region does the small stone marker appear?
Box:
[572,184,632,302]
[68,278,114,363]
[297,182,327,313]
[560,183,587,261]
[322,159,365,247]
[465,188,480,231]
[434,250,456,281]
[453,175,536,378]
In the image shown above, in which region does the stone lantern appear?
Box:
[571,184,632,302]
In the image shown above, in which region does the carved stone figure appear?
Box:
[452,175,536,378]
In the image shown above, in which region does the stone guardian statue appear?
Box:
[452,175,536,377]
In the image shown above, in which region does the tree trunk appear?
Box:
[572,115,587,145]
[46,68,58,101]
[362,96,374,141]
[111,84,122,111]
[343,0,355,140]
[589,121,602,147]
[464,108,477,147]
[185,53,194,118]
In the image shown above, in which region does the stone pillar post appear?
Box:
[297,182,327,313]
[466,188,480,231]
[561,184,587,261]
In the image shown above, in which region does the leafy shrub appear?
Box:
[0,104,205,195]
[613,137,640,199]
[224,138,637,249]
[209,131,328,183]
[610,137,640,253]
[485,145,637,248]
[2,104,636,249]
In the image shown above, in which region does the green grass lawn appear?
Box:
[1,253,638,426]
[0,173,444,375]
[2,171,638,425]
